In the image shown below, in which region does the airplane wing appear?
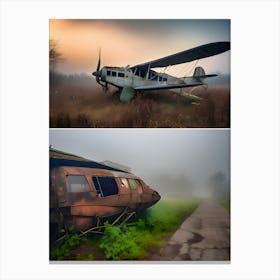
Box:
[134,82,203,92]
[130,41,230,72]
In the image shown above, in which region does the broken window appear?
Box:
[66,175,90,193]
[92,176,119,197]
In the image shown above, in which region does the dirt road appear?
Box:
[151,201,230,261]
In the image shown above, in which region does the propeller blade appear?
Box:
[92,48,107,91]
[96,48,101,71]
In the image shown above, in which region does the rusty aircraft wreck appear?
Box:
[50,148,161,240]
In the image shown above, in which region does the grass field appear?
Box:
[220,200,230,211]
[50,84,230,128]
[50,199,200,261]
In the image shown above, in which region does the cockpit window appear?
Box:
[159,77,167,82]
[120,178,129,188]
[128,179,138,190]
[66,175,90,193]
[137,179,148,190]
[92,176,118,197]
[107,70,111,76]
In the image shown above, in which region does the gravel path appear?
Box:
[151,200,230,261]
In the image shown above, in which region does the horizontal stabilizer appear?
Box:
[197,74,217,78]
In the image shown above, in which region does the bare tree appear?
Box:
[49,40,64,90]
[49,39,64,72]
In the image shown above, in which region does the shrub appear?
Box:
[99,222,148,260]
[99,199,200,260]
[50,226,83,260]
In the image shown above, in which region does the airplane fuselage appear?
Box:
[98,66,198,91]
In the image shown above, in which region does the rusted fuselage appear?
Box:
[50,165,161,233]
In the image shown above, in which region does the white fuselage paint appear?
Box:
[100,66,199,91]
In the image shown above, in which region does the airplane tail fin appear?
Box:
[193,66,217,79]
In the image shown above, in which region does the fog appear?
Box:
[49,71,230,90]
[50,129,230,199]
[50,19,230,75]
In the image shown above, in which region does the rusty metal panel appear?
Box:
[71,205,123,218]
[50,164,161,232]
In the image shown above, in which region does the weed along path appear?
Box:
[151,201,230,261]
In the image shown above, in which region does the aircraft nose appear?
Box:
[92,70,100,77]
[152,191,161,202]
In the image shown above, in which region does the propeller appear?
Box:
[92,49,108,92]
[92,48,101,82]
[97,48,101,71]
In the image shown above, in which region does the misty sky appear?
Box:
[50,19,230,76]
[50,129,230,199]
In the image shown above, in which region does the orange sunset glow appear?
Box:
[50,19,230,75]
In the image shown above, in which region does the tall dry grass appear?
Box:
[50,85,230,128]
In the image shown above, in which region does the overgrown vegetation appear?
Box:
[50,199,200,261]
[49,73,230,128]
[50,226,84,260]
[99,199,199,260]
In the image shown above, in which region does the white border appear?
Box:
[1,1,279,280]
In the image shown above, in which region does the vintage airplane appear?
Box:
[92,41,230,102]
